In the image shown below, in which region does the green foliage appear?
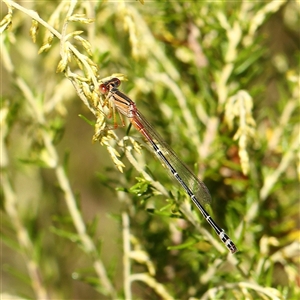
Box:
[1,0,299,299]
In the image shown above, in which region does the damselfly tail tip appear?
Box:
[227,240,238,254]
[230,245,238,254]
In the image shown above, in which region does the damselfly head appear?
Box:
[99,83,108,94]
[99,78,121,94]
[110,77,121,87]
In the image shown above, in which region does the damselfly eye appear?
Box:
[99,83,107,94]
[111,78,121,87]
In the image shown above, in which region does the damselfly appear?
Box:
[99,78,237,254]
